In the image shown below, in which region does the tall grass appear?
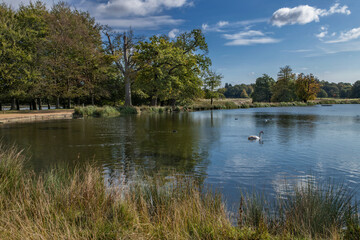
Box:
[239,180,360,239]
[0,144,359,239]
[74,106,119,117]
[0,145,241,240]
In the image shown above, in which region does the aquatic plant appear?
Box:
[74,106,119,117]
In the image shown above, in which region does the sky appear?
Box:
[3,0,360,85]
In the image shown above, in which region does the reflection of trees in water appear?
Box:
[253,113,318,145]
[103,113,215,185]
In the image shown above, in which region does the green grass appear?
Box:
[74,106,120,117]
[0,144,359,239]
[239,180,360,239]
[118,106,139,114]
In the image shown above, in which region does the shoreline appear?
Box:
[1,98,359,124]
[0,110,74,124]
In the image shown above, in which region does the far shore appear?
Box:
[0,97,359,124]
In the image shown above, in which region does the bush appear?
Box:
[118,106,138,114]
[74,106,119,117]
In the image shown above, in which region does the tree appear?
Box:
[43,2,105,108]
[135,30,209,106]
[317,89,328,98]
[0,3,30,110]
[104,28,138,106]
[271,66,296,102]
[351,80,360,98]
[240,89,249,98]
[295,73,320,102]
[16,1,49,110]
[203,69,222,105]
[252,74,275,102]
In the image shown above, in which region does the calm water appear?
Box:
[1,104,360,205]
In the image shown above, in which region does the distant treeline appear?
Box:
[0,1,219,110]
[220,66,360,102]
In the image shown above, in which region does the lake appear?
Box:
[1,104,360,207]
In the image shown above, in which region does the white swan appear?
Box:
[248,131,264,141]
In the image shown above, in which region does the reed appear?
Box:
[0,144,359,239]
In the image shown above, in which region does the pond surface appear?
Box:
[1,104,360,206]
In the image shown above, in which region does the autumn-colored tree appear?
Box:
[295,73,320,102]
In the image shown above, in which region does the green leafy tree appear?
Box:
[0,3,29,110]
[271,66,297,102]
[16,1,49,109]
[252,74,275,102]
[203,69,222,105]
[135,30,209,106]
[295,73,320,102]
[317,89,328,98]
[351,80,360,98]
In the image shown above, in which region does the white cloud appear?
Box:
[223,30,281,46]
[217,21,229,27]
[168,28,180,38]
[326,27,360,43]
[202,19,267,32]
[271,3,350,27]
[316,26,328,39]
[323,3,351,16]
[96,0,188,18]
[1,0,61,8]
[98,16,183,30]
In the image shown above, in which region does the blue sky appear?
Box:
[4,0,360,84]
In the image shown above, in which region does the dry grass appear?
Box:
[0,144,359,239]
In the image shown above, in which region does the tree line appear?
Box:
[220,66,360,102]
[0,1,219,110]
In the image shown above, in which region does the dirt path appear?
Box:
[0,110,74,123]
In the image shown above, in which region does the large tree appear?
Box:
[16,1,49,110]
[0,3,29,110]
[295,73,320,102]
[351,80,360,98]
[44,2,105,108]
[135,30,210,106]
[271,66,297,102]
[104,28,138,106]
[252,74,275,102]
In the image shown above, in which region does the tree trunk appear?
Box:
[124,76,132,106]
[0,102,2,111]
[91,94,95,106]
[211,97,213,105]
[38,98,42,110]
[56,97,60,109]
[170,99,176,108]
[123,34,132,107]
[151,96,157,106]
[32,99,38,110]
[47,99,51,109]
[67,97,71,109]
[29,102,33,110]
[16,99,20,110]
[10,98,16,110]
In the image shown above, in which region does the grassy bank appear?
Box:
[74,106,120,117]
[0,145,359,239]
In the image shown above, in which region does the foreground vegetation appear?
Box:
[0,144,359,239]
